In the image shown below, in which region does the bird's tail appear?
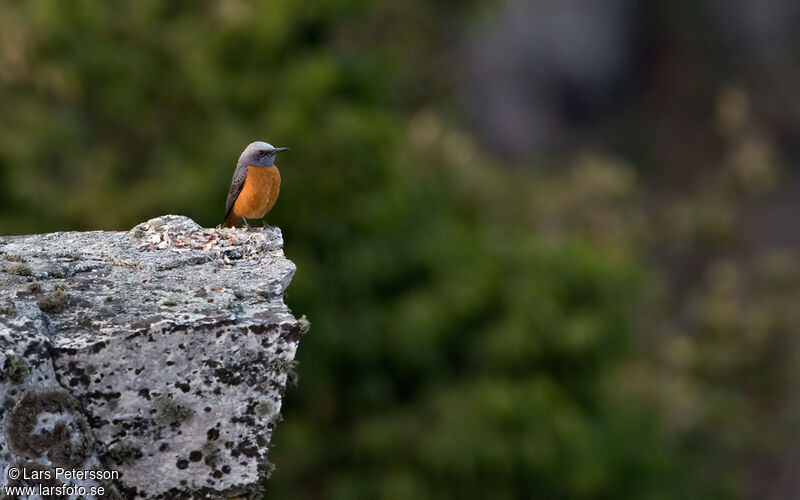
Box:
[222,212,238,228]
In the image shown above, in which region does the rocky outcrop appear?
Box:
[0,215,308,499]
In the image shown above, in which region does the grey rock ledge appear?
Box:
[0,215,308,499]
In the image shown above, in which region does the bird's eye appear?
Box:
[259,150,267,157]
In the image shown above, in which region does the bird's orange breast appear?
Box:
[232,165,281,219]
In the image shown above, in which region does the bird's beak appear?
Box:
[273,147,290,153]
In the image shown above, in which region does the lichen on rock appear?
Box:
[0,215,304,499]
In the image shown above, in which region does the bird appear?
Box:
[223,141,289,229]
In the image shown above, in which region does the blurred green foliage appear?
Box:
[1,1,797,499]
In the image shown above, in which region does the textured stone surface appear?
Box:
[0,215,307,498]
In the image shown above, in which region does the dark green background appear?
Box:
[1,1,798,498]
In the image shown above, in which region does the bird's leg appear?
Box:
[261,218,268,228]
[243,218,251,230]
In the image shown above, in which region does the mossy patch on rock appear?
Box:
[37,287,70,313]
[107,441,142,465]
[54,251,81,262]
[152,394,193,425]
[297,315,311,336]
[254,399,278,421]
[287,369,299,387]
[0,302,16,317]
[3,352,29,384]
[5,263,31,276]
[271,358,299,373]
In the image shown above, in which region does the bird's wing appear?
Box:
[224,165,248,221]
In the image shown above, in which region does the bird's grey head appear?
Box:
[238,141,289,167]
